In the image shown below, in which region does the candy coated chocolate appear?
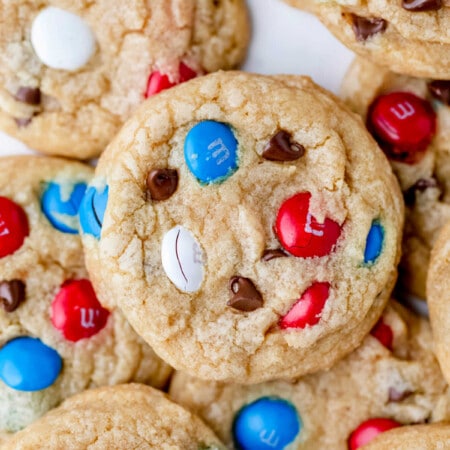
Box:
[348,418,401,449]
[0,337,62,391]
[51,279,109,342]
[280,282,330,329]
[145,62,198,98]
[0,196,29,258]
[161,225,204,293]
[233,397,301,450]
[274,192,341,258]
[31,7,95,71]
[41,182,86,234]
[184,121,238,184]
[364,222,384,264]
[79,184,109,239]
[368,92,436,163]
[370,319,393,350]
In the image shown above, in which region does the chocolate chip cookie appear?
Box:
[1,384,225,449]
[284,0,450,79]
[0,1,249,158]
[170,302,450,449]
[0,156,171,438]
[427,220,450,387]
[81,71,404,383]
[341,57,450,299]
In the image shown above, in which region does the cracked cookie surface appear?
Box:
[0,0,249,159]
[341,57,450,299]
[284,0,450,79]
[1,384,225,450]
[0,156,172,439]
[84,71,404,384]
[170,302,450,449]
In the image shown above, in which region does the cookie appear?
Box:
[0,156,172,437]
[362,423,450,450]
[1,384,225,449]
[170,302,450,450]
[427,220,450,385]
[283,0,450,80]
[81,71,404,383]
[341,57,450,299]
[0,1,250,159]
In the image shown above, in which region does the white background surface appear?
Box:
[0,0,355,157]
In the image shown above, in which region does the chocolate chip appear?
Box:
[0,280,26,312]
[428,80,450,105]
[388,387,413,402]
[349,14,388,41]
[227,276,263,312]
[402,0,442,11]
[146,169,178,201]
[14,87,41,106]
[404,178,439,205]
[14,117,32,128]
[261,248,288,261]
[262,131,305,161]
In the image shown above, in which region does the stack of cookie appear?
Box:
[1,1,450,449]
[283,0,450,448]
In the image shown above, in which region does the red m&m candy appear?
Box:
[280,282,330,329]
[370,319,393,350]
[0,197,29,258]
[368,92,436,164]
[145,62,198,98]
[51,279,109,342]
[275,192,341,258]
[348,418,401,449]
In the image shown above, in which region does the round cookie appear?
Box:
[283,0,450,80]
[0,156,172,438]
[341,57,450,299]
[362,423,450,450]
[0,1,250,159]
[170,302,450,450]
[1,384,225,449]
[82,71,404,383]
[427,220,450,386]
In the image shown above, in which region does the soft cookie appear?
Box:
[81,72,404,383]
[1,384,225,449]
[341,57,450,299]
[284,0,450,80]
[0,156,171,438]
[427,220,450,386]
[0,0,249,158]
[170,302,450,449]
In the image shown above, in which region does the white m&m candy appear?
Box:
[31,7,96,71]
[161,226,205,293]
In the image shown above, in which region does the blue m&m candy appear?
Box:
[233,397,301,450]
[184,120,238,184]
[41,182,87,234]
[79,184,109,239]
[364,221,384,264]
[0,337,62,391]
